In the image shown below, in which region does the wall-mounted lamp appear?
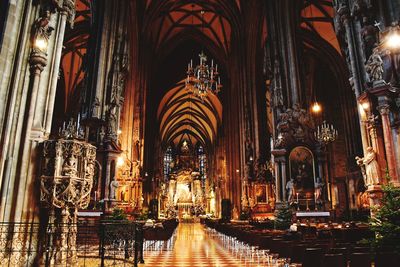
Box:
[384,29,400,50]
[361,102,370,111]
[311,102,322,113]
[34,37,48,52]
[117,156,124,167]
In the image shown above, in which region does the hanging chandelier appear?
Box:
[185,51,222,100]
[315,120,338,145]
[185,9,222,100]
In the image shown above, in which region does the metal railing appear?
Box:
[0,221,144,267]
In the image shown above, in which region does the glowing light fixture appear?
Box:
[315,120,338,145]
[185,10,222,100]
[117,156,124,167]
[361,102,370,111]
[311,102,322,113]
[385,32,400,49]
[34,37,48,52]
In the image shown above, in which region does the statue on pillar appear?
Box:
[314,177,324,202]
[109,177,119,199]
[286,178,295,203]
[365,49,384,83]
[356,147,381,187]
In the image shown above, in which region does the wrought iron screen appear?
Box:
[0,221,143,267]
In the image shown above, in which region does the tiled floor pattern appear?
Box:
[140,223,258,267]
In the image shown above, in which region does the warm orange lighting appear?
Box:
[385,32,400,49]
[34,37,48,51]
[361,102,370,110]
[311,102,322,113]
[117,156,124,167]
[117,129,122,135]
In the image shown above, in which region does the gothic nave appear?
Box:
[0,0,400,266]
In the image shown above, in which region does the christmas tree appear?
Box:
[369,183,400,253]
[274,203,293,230]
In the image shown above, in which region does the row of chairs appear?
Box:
[205,220,399,267]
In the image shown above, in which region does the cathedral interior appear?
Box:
[1,0,400,266]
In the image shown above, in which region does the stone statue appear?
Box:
[109,178,119,199]
[286,178,295,203]
[356,147,380,187]
[62,155,77,176]
[107,110,117,135]
[91,97,100,118]
[314,177,324,201]
[365,49,384,82]
[355,156,368,186]
[32,9,54,52]
[241,195,249,208]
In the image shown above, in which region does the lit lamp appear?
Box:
[117,156,125,167]
[384,28,400,50]
[382,24,400,88]
[311,102,322,113]
[361,102,370,111]
[34,36,48,52]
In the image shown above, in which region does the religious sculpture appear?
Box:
[91,97,100,118]
[62,155,77,176]
[355,147,381,187]
[109,177,119,199]
[314,177,324,202]
[365,49,384,82]
[31,9,54,52]
[274,104,315,148]
[286,178,295,203]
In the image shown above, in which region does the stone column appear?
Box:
[274,160,281,202]
[281,161,287,202]
[44,0,76,133]
[378,104,399,184]
[367,185,383,218]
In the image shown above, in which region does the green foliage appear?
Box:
[110,207,128,221]
[239,209,250,220]
[274,203,293,230]
[368,183,400,253]
[134,211,148,221]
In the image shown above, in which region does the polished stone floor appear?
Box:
[141,223,246,267]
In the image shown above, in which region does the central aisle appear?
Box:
[142,223,243,267]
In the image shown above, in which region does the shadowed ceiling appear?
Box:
[143,0,242,54]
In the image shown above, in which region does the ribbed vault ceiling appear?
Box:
[157,80,222,149]
[143,0,241,54]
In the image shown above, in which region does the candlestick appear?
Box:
[314,192,318,211]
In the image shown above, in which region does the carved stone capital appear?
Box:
[336,4,351,26]
[377,104,390,116]
[52,0,76,27]
[29,50,47,73]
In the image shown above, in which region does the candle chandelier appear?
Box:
[185,52,221,100]
[315,120,338,145]
[185,10,222,100]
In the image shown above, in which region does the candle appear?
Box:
[94,191,97,202]
[296,193,299,203]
